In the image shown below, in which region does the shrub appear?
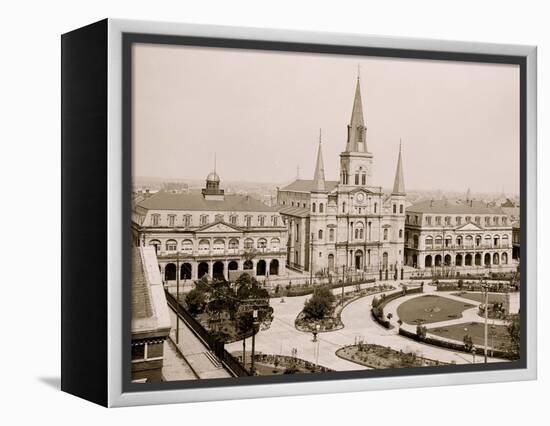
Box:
[185,289,207,314]
[416,324,427,339]
[303,286,335,320]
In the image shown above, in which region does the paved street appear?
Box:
[226,281,511,370]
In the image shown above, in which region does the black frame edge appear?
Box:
[61,18,109,407]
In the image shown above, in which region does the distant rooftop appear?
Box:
[407,199,506,215]
[278,205,310,218]
[280,179,339,193]
[137,191,278,213]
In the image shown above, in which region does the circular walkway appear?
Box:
[226,281,511,370]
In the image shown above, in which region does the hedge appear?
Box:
[371,285,424,329]
[398,328,517,360]
[285,278,376,298]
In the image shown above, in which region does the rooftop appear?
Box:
[407,199,507,215]
[137,191,278,213]
[280,179,339,193]
[132,247,171,339]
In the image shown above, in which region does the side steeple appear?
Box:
[392,140,405,195]
[345,68,367,153]
[312,129,326,192]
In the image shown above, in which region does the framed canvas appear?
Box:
[61,19,537,407]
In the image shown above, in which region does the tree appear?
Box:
[463,334,473,352]
[195,275,210,292]
[416,324,427,339]
[206,279,238,320]
[185,289,206,314]
[303,286,335,320]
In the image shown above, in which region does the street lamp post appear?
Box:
[250,309,259,375]
[341,265,345,303]
[176,251,180,344]
[312,323,320,370]
[482,278,489,363]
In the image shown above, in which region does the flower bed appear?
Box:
[336,343,447,369]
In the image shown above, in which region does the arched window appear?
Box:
[399,229,403,238]
[319,203,324,213]
[355,173,359,185]
[393,204,397,214]
[425,236,433,247]
[383,229,388,240]
[244,238,254,249]
[149,239,161,254]
[342,202,346,213]
[181,239,193,253]
[318,230,323,240]
[465,235,473,246]
[361,173,366,185]
[354,229,358,239]
[198,239,210,253]
[270,238,280,251]
[312,203,316,213]
[166,239,177,251]
[456,236,463,246]
[213,239,224,252]
[257,238,267,249]
[228,238,239,250]
[374,203,377,214]
[399,204,404,214]
[435,236,443,247]
[329,228,335,241]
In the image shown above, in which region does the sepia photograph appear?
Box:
[128,40,521,385]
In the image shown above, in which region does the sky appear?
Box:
[132,43,520,194]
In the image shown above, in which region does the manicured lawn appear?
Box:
[396,295,474,325]
[427,322,512,350]
[451,292,507,304]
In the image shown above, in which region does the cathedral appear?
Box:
[277,75,406,278]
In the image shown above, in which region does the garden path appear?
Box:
[226,281,507,370]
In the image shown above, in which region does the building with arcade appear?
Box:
[132,170,288,284]
[403,198,515,273]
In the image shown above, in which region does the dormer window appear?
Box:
[151,214,160,226]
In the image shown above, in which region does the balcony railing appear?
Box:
[420,243,511,251]
[156,248,286,258]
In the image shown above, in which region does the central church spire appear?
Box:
[312,129,326,192]
[346,70,367,153]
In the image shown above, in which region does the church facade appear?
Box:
[277,76,406,278]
